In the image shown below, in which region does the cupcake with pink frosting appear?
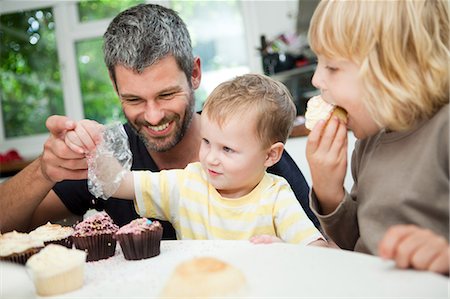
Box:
[115,218,163,260]
[72,212,119,262]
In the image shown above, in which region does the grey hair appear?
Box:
[103,4,194,89]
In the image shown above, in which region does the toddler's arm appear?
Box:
[64,119,135,200]
[378,224,449,275]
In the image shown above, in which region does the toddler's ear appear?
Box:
[264,142,284,167]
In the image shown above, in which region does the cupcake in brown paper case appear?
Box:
[29,222,74,248]
[0,231,44,264]
[72,212,119,262]
[115,218,163,260]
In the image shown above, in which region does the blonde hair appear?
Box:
[203,74,296,148]
[309,0,449,131]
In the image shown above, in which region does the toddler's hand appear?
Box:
[250,235,283,244]
[378,224,449,275]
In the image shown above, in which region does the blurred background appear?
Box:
[0,0,320,176]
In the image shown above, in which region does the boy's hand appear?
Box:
[306,116,348,214]
[250,235,283,244]
[379,225,449,275]
[65,120,104,155]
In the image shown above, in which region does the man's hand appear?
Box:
[64,119,103,154]
[40,115,88,182]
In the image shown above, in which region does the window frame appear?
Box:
[0,0,296,158]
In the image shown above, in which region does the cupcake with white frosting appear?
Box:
[29,222,74,248]
[26,244,86,296]
[0,231,44,264]
[305,95,347,130]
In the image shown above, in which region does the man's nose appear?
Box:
[144,101,165,125]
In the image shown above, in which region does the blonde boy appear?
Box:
[306,0,449,274]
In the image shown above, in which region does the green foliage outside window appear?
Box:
[0,8,64,138]
[78,0,145,22]
[1,0,247,138]
[76,38,124,124]
[76,0,145,124]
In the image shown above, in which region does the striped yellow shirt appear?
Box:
[133,162,322,245]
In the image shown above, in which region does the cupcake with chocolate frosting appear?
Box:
[115,218,163,260]
[72,212,119,262]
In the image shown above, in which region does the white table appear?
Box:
[1,240,448,298]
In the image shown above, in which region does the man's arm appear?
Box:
[0,159,76,232]
[0,115,87,232]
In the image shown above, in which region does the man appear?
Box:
[0,4,319,238]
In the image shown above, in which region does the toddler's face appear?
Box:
[312,55,380,139]
[198,113,269,198]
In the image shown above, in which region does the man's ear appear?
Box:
[191,57,202,90]
[264,142,285,167]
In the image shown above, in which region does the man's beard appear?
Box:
[127,91,196,152]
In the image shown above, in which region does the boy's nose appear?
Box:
[311,69,322,90]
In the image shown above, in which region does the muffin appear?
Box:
[29,222,74,248]
[160,257,247,298]
[0,231,44,264]
[26,244,86,296]
[305,95,347,130]
[72,212,119,262]
[115,218,163,260]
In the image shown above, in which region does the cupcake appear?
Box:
[160,257,247,298]
[72,212,119,262]
[29,222,74,248]
[26,244,86,296]
[115,218,163,260]
[0,231,44,264]
[305,95,347,130]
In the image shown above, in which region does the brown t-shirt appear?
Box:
[311,104,449,254]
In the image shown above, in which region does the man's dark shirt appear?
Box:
[54,123,320,239]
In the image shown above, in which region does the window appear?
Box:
[76,37,123,125]
[77,0,145,22]
[173,0,250,110]
[0,7,64,138]
[0,0,295,158]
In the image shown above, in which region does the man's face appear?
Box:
[114,56,198,152]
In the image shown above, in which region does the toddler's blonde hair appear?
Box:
[203,74,296,148]
[309,0,449,131]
